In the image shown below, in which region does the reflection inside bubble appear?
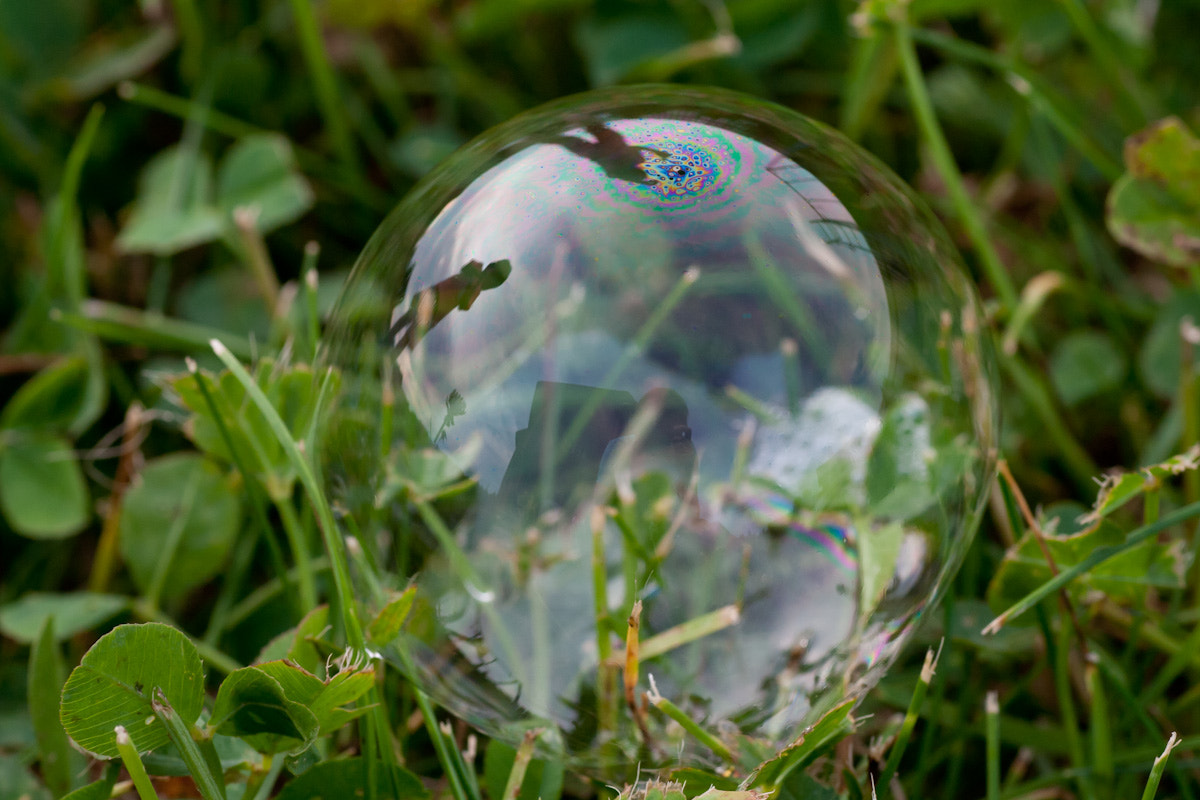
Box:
[323,91,994,775]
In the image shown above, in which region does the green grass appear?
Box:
[2,0,1200,798]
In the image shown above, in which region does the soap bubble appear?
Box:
[321,85,996,777]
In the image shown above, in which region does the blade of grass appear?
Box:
[1141,733,1180,800]
[88,403,143,593]
[144,475,201,611]
[1138,615,1200,704]
[1053,620,1096,800]
[1091,651,1196,800]
[115,726,159,800]
[1085,664,1113,787]
[841,21,898,142]
[646,674,736,765]
[232,207,281,317]
[999,353,1099,493]
[208,341,403,798]
[985,691,1000,800]
[1054,0,1154,126]
[47,103,104,307]
[54,301,254,359]
[210,340,363,648]
[186,359,303,635]
[117,81,391,211]
[890,15,1017,310]
[907,27,1123,182]
[169,0,205,82]
[222,557,331,631]
[30,618,78,797]
[152,689,226,800]
[879,645,940,793]
[411,496,525,685]
[274,496,318,615]
[985,498,1200,632]
[286,0,362,184]
[612,604,741,663]
[502,729,542,800]
[302,242,321,363]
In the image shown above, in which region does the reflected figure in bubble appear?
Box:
[389,258,512,350]
[496,381,696,530]
[544,124,672,186]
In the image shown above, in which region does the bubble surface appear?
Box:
[321,85,996,777]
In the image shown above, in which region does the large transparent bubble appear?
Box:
[321,85,996,777]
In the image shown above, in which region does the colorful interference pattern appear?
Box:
[637,141,717,199]
[738,488,859,576]
[590,118,757,220]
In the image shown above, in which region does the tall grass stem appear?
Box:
[892,18,1018,309]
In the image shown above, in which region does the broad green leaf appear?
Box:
[983,0,1073,58]
[30,618,84,796]
[119,453,241,601]
[210,667,318,755]
[866,395,934,520]
[745,699,856,786]
[1049,331,1127,406]
[117,147,223,256]
[986,519,1186,614]
[0,592,127,643]
[1107,174,1200,267]
[254,661,325,707]
[288,606,332,675]
[57,26,176,101]
[171,362,333,500]
[794,458,858,512]
[1084,446,1200,522]
[1,355,106,435]
[1137,289,1200,398]
[1126,117,1200,207]
[255,659,375,735]
[216,134,313,233]
[308,668,375,734]
[857,520,904,612]
[0,432,89,539]
[253,605,330,669]
[367,586,416,646]
[274,757,428,800]
[117,204,227,256]
[729,4,819,72]
[1106,117,1200,267]
[379,442,481,505]
[59,623,204,758]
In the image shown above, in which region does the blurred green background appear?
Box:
[4,1,1200,798]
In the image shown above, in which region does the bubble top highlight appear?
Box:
[321,85,997,779]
